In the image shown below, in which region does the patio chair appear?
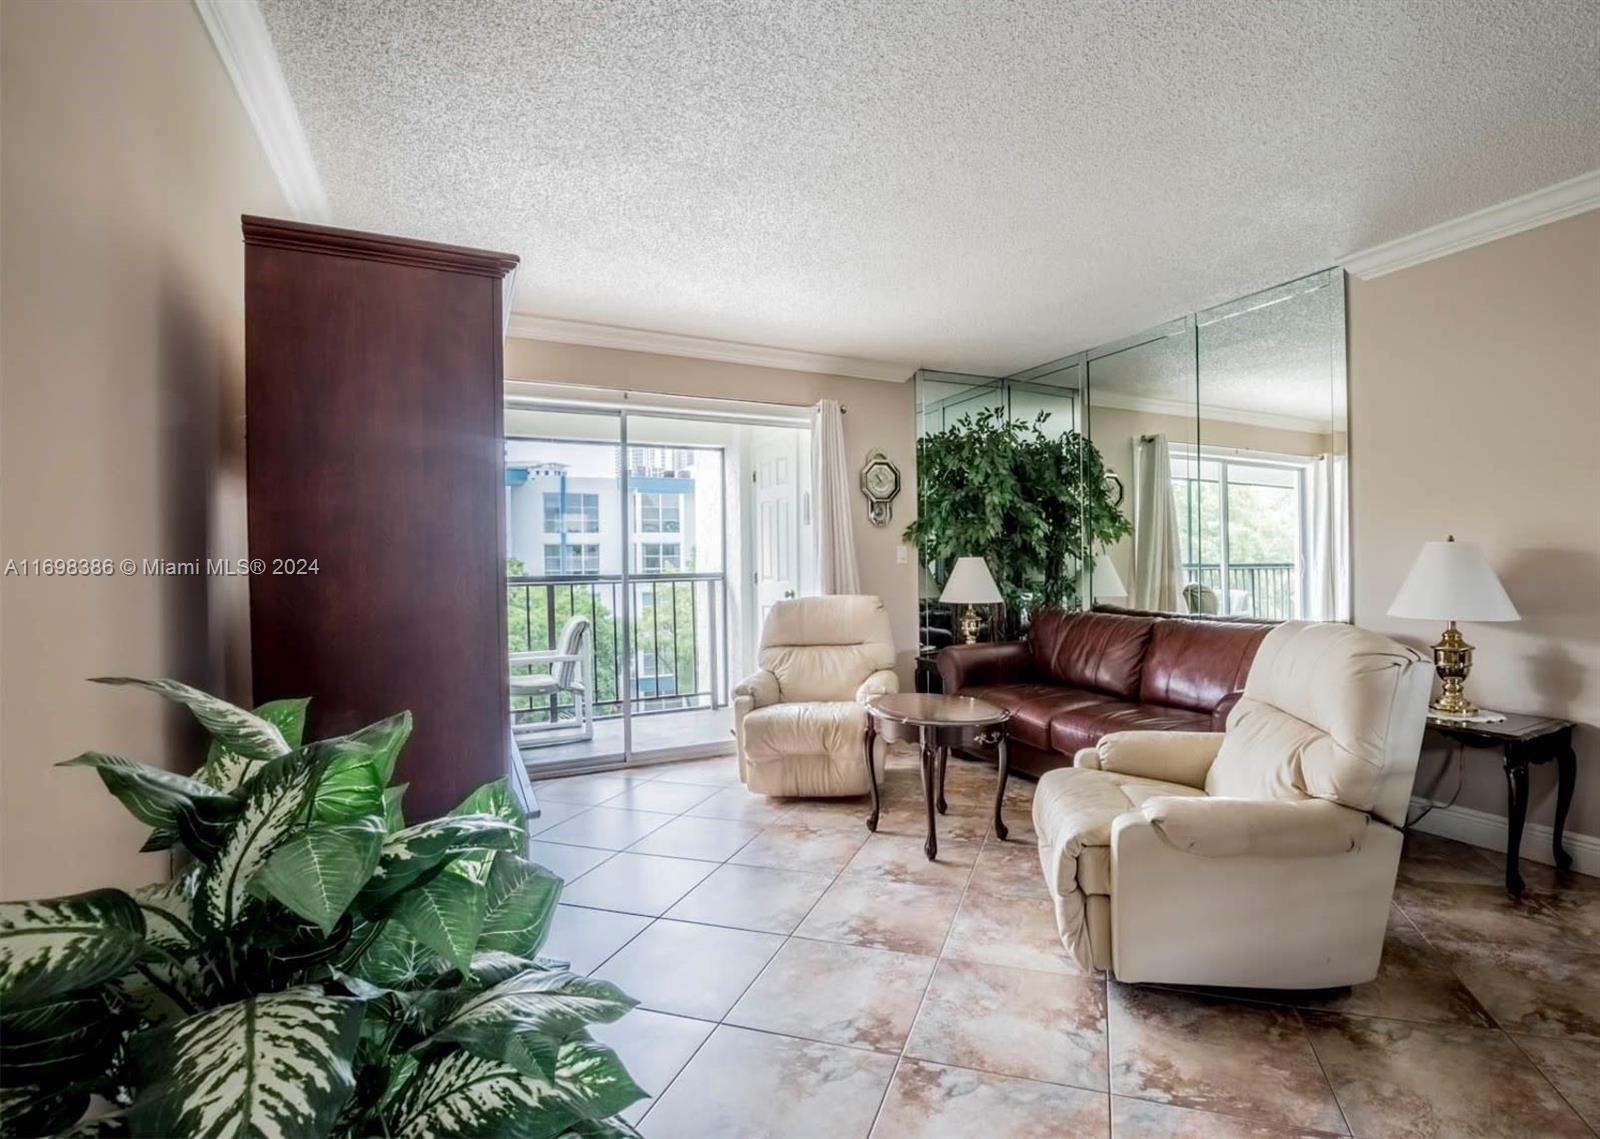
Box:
[510,614,594,745]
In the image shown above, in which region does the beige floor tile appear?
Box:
[647,756,742,786]
[728,821,869,874]
[727,936,935,1051]
[1391,879,1571,952]
[1302,1011,1590,1139]
[664,863,834,934]
[796,875,963,956]
[1111,1096,1344,1138]
[594,918,783,1021]
[641,1024,896,1139]
[536,805,676,851]
[535,773,637,805]
[966,838,1049,899]
[626,815,763,862]
[1442,940,1600,1041]
[1108,984,1344,1134]
[905,958,1106,1090]
[942,889,1082,975]
[683,785,795,824]
[558,852,716,916]
[600,780,722,814]
[539,904,650,974]
[524,798,592,834]
[1396,831,1501,886]
[588,1008,713,1124]
[1512,1034,1600,1131]
[870,1058,1110,1139]
[777,796,876,832]
[841,833,979,888]
[526,840,613,884]
[1292,920,1494,1028]
[873,800,994,843]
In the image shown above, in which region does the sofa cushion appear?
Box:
[1138,617,1272,714]
[1028,609,1154,699]
[960,683,1116,749]
[1048,702,1211,757]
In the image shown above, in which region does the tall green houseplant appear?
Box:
[906,408,1130,631]
[0,679,644,1139]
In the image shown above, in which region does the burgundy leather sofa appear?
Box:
[937,607,1274,778]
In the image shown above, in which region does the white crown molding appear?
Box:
[1343,168,1600,280]
[505,313,915,383]
[1090,389,1335,436]
[194,0,330,224]
[1408,797,1600,879]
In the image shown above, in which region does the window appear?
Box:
[1169,445,1309,620]
[543,543,600,574]
[542,492,599,533]
[637,542,680,574]
[635,492,682,534]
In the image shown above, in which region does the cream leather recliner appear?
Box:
[735,595,898,797]
[1033,621,1431,987]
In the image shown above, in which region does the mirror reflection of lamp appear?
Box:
[939,557,1003,644]
[1092,554,1128,604]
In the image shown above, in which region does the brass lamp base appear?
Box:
[1429,621,1478,717]
[959,605,982,645]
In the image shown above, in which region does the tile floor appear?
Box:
[531,749,1600,1139]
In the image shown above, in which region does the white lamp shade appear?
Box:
[940,557,1003,604]
[1091,554,1127,599]
[1387,539,1519,622]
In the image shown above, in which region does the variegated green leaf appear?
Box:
[554,1118,643,1139]
[253,697,310,749]
[60,753,244,860]
[311,755,384,826]
[55,1111,132,1137]
[92,678,289,763]
[127,989,363,1139]
[130,866,202,952]
[478,855,562,959]
[551,1038,646,1122]
[0,986,127,1093]
[360,816,523,904]
[450,778,527,831]
[250,819,385,934]
[342,920,445,989]
[194,749,328,937]
[392,873,486,975]
[383,785,408,833]
[0,1081,90,1138]
[0,890,144,1007]
[199,698,308,793]
[330,712,412,785]
[383,1051,576,1139]
[430,969,635,1076]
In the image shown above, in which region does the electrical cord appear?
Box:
[1404,738,1465,829]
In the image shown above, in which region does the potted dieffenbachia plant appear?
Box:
[0,679,643,1138]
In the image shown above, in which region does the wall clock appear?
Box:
[859,450,901,526]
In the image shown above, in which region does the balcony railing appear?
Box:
[508,572,727,731]
[1182,562,1297,620]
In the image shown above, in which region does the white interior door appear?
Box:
[751,427,803,630]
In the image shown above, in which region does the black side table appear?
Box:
[1424,713,1576,896]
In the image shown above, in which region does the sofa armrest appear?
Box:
[936,641,1033,693]
[1211,690,1245,731]
[734,668,780,709]
[855,669,899,703]
[1139,796,1368,858]
[1086,731,1225,790]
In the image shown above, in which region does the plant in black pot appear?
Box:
[905,407,1131,637]
[0,678,643,1139]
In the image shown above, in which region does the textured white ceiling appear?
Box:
[258,0,1600,375]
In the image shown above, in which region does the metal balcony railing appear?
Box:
[507,572,727,730]
[1182,562,1297,620]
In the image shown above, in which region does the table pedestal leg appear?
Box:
[993,735,1010,841]
[1554,732,1575,873]
[1503,748,1529,897]
[936,746,948,814]
[920,727,938,861]
[864,720,880,833]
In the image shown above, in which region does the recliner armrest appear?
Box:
[734,669,780,709]
[855,669,899,703]
[1083,731,1224,789]
[1139,796,1368,858]
[936,641,1033,692]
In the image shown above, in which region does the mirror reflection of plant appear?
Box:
[0,678,644,1139]
[905,408,1131,631]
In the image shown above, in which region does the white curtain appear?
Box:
[812,400,860,594]
[1130,434,1184,612]
[1306,452,1349,621]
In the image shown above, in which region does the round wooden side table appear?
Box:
[863,693,1012,860]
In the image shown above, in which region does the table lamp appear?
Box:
[940,557,1002,644]
[1387,535,1519,718]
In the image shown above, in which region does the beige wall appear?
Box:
[503,339,921,680]
[0,0,286,896]
[1349,208,1600,839]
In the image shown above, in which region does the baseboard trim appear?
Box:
[1407,797,1600,878]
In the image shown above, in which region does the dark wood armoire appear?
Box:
[243,215,524,819]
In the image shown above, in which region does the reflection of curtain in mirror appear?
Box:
[1131,434,1184,612]
[1306,453,1349,621]
[812,399,860,594]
